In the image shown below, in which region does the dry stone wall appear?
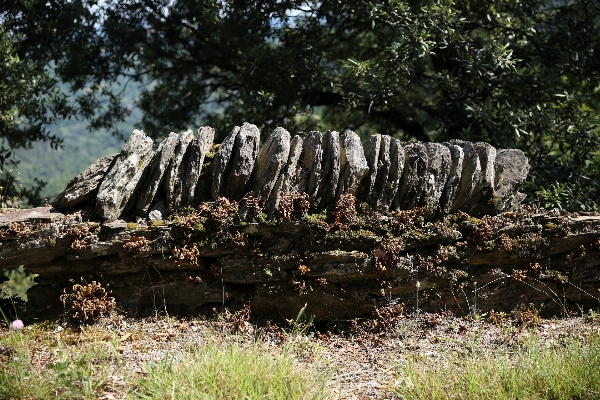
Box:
[52,123,530,220]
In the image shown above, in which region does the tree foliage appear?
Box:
[2,0,600,210]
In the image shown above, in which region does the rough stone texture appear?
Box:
[95,130,154,220]
[181,126,215,207]
[337,130,369,198]
[252,127,291,201]
[492,149,530,213]
[53,154,117,211]
[423,143,452,219]
[165,130,194,208]
[394,142,428,210]
[302,131,324,202]
[440,143,464,216]
[450,140,481,211]
[59,125,531,221]
[221,122,260,200]
[379,139,405,210]
[2,207,600,321]
[212,126,241,199]
[319,131,341,204]
[362,134,382,202]
[463,142,496,216]
[269,135,304,212]
[148,198,167,221]
[134,132,179,216]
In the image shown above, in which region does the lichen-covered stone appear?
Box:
[165,130,194,208]
[362,134,382,201]
[394,142,428,210]
[212,126,241,199]
[134,132,179,216]
[440,143,464,216]
[302,131,324,202]
[463,142,496,216]
[492,148,530,213]
[53,154,116,211]
[252,127,291,201]
[221,122,260,200]
[379,139,405,210]
[270,135,303,212]
[450,140,481,211]
[181,126,215,206]
[336,130,369,197]
[319,130,341,204]
[423,143,451,219]
[95,130,154,220]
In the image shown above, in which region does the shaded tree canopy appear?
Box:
[2,0,600,209]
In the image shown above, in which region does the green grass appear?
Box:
[394,332,600,400]
[0,327,328,400]
[133,342,327,400]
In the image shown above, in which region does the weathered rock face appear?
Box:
[53,154,117,211]
[94,130,154,220]
[56,123,532,222]
[134,132,179,216]
[2,206,600,321]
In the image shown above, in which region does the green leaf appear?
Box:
[1,265,38,302]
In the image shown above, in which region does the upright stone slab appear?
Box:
[462,142,496,216]
[53,154,117,211]
[221,122,260,200]
[319,131,341,204]
[165,130,194,208]
[212,126,241,199]
[423,143,451,219]
[181,126,215,206]
[95,130,154,220]
[450,140,481,211]
[134,132,179,216]
[252,127,291,201]
[394,142,428,210]
[302,131,324,202]
[370,135,394,209]
[491,149,530,213]
[378,139,405,210]
[269,135,303,212]
[439,143,464,216]
[362,134,382,202]
[336,130,369,197]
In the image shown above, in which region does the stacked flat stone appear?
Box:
[52,123,530,220]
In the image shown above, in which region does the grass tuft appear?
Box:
[393,332,600,400]
[133,342,327,400]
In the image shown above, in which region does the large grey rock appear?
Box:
[423,143,451,219]
[491,149,530,213]
[362,134,382,201]
[270,135,304,212]
[319,131,341,204]
[302,131,324,202]
[439,143,464,216]
[394,142,428,210]
[336,130,369,197]
[95,130,154,220]
[450,140,481,211]
[165,130,194,208]
[221,122,260,200]
[463,142,496,215]
[53,154,117,210]
[252,127,291,201]
[212,126,241,199]
[181,126,215,206]
[134,132,179,216]
[378,139,405,210]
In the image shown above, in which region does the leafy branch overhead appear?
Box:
[1,265,38,302]
[1,0,600,210]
